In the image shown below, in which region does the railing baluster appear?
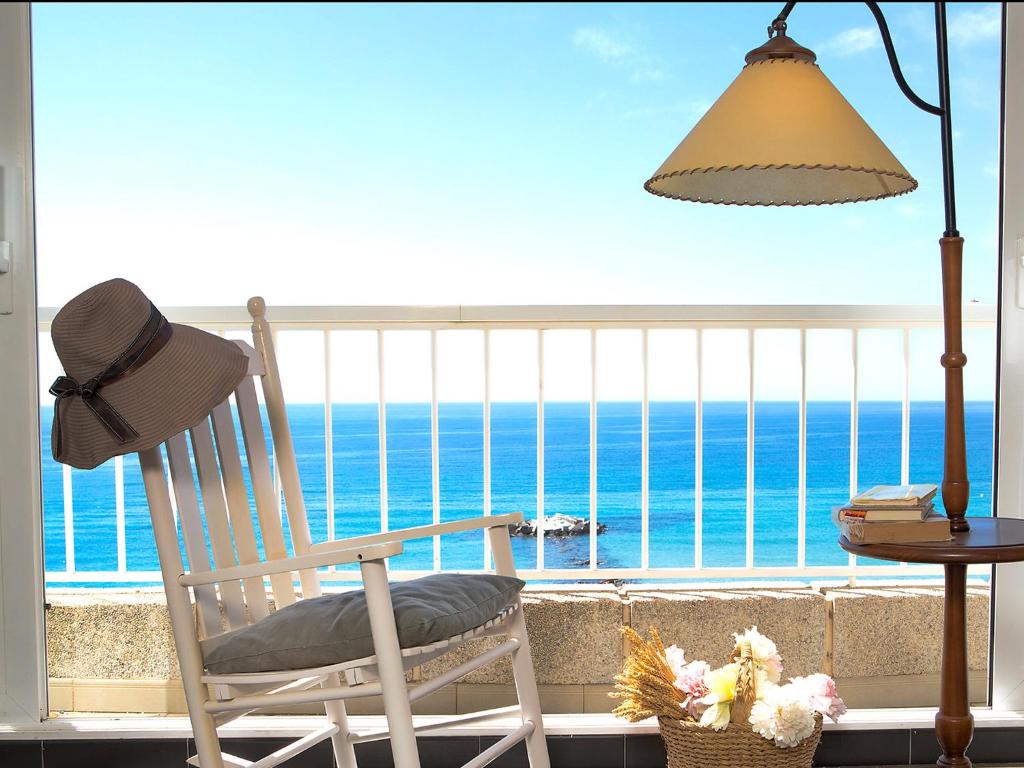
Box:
[537,329,545,570]
[695,329,704,571]
[483,330,492,571]
[641,329,650,571]
[377,330,389,535]
[849,329,860,585]
[164,454,178,527]
[746,329,755,570]
[901,328,911,486]
[431,330,441,571]
[590,329,598,570]
[115,455,126,573]
[63,463,74,573]
[271,329,283,531]
[798,329,807,569]
[323,330,335,570]
[901,328,911,570]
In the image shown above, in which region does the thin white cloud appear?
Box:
[572,26,671,85]
[622,99,711,121]
[949,4,1001,46]
[572,27,633,61]
[817,26,880,57]
[631,67,667,83]
[954,75,998,111]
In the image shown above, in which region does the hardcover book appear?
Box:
[850,483,938,508]
[838,503,935,522]
[840,511,952,545]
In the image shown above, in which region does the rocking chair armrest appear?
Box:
[178,541,403,587]
[306,512,525,555]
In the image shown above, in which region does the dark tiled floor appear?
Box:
[41,739,190,767]
[0,741,42,768]
[0,729,1018,767]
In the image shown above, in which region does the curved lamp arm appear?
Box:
[771,1,957,235]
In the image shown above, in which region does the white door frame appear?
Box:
[0,0,1021,729]
[991,1,1024,711]
[0,2,46,723]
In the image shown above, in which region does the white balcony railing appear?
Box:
[37,304,997,585]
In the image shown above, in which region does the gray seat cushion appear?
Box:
[204,573,525,674]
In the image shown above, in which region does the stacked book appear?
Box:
[836,483,952,544]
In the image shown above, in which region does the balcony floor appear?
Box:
[3,712,1023,767]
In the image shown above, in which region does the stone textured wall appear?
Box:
[45,583,991,713]
[47,592,180,679]
[828,585,990,678]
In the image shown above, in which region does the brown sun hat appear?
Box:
[49,278,248,469]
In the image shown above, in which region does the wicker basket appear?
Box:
[658,715,822,768]
[656,639,822,768]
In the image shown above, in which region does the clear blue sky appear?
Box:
[30,2,1001,401]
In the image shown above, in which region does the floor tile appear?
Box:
[353,736,480,768]
[624,734,665,768]
[0,741,42,768]
[911,727,1024,766]
[214,738,334,767]
[479,734,615,768]
[41,739,188,768]
[477,736,527,767]
[547,735,624,768]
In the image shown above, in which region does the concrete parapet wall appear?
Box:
[827,585,989,678]
[45,582,991,714]
[47,592,179,680]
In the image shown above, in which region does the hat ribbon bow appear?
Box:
[50,303,173,455]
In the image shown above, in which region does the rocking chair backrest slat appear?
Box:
[209,400,270,622]
[146,316,323,641]
[165,431,224,638]
[249,307,321,600]
[189,417,248,630]
[234,373,297,609]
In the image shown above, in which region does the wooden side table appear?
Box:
[839,517,1024,768]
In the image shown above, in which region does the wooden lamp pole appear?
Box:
[770,5,976,765]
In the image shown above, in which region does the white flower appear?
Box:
[749,683,816,748]
[735,626,784,683]
[698,662,741,731]
[790,673,847,723]
[664,645,687,679]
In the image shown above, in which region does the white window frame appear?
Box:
[0,0,1022,729]
[0,2,46,724]
[990,1,1024,711]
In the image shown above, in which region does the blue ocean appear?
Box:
[40,401,994,581]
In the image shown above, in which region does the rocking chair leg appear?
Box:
[324,674,359,768]
[507,599,552,768]
[361,559,422,768]
[189,707,226,768]
[487,526,551,768]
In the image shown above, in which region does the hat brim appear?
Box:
[52,325,249,469]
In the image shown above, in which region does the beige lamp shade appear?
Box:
[644,58,918,205]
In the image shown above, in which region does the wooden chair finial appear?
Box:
[247,296,267,320]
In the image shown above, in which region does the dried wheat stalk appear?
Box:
[610,626,687,722]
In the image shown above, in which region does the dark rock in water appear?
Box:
[508,513,607,537]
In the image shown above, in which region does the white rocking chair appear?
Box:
[138,297,550,768]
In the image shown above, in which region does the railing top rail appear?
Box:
[37,304,996,331]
